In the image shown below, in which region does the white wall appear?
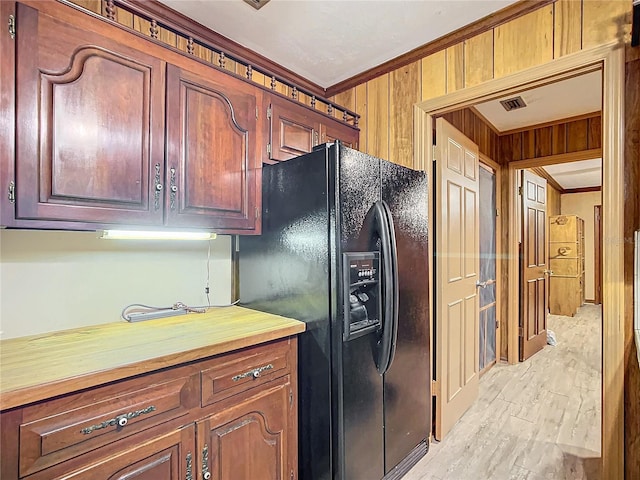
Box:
[0,230,232,339]
[560,191,601,301]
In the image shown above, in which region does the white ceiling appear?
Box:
[474,71,603,132]
[158,0,518,88]
[543,159,602,190]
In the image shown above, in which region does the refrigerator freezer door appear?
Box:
[381,159,431,474]
[335,145,385,480]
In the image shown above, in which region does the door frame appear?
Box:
[414,42,624,478]
[479,155,502,371]
[595,204,603,305]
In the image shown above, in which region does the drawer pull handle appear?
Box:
[186,452,193,480]
[232,364,274,382]
[80,405,156,435]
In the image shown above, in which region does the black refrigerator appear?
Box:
[239,142,430,480]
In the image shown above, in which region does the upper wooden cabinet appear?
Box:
[14,2,166,227]
[267,95,359,163]
[8,1,261,234]
[165,62,260,231]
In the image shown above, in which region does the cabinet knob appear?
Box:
[171,185,178,193]
[118,417,128,427]
[252,370,261,379]
[204,473,212,480]
[155,183,163,191]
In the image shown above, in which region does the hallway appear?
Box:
[407,304,602,480]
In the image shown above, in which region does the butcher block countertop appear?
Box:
[0,306,305,411]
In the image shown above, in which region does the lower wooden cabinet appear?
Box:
[198,376,295,480]
[0,338,298,480]
[60,426,195,480]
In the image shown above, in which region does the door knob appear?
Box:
[475,280,488,288]
[543,269,553,275]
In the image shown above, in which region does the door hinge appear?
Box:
[266,143,271,156]
[496,318,500,330]
[496,208,500,217]
[518,326,524,337]
[8,180,15,203]
[431,379,440,397]
[266,106,272,119]
[432,145,437,162]
[8,14,15,39]
[518,186,523,196]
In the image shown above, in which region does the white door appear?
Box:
[434,118,480,440]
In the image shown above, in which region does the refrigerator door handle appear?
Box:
[369,200,398,375]
[379,200,399,374]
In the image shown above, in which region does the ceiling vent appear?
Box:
[499,96,527,111]
[243,0,271,10]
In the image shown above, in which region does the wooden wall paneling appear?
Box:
[446,42,465,93]
[390,62,421,167]
[534,126,553,157]
[588,115,602,149]
[522,130,536,159]
[132,15,151,37]
[566,119,589,152]
[72,0,101,14]
[553,0,582,58]
[624,55,640,480]
[494,6,554,78]
[464,30,494,88]
[355,83,368,152]
[462,109,476,144]
[158,26,177,48]
[551,123,567,154]
[473,113,490,158]
[421,50,447,101]
[366,74,389,159]
[582,0,631,49]
[333,89,356,119]
[114,6,134,28]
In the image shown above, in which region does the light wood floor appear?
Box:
[406,304,602,480]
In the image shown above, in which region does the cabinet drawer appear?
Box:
[201,339,291,407]
[550,257,580,276]
[19,369,199,477]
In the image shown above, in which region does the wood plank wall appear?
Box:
[330,1,635,474]
[500,114,602,162]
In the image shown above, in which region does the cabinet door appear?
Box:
[268,96,320,162]
[197,377,295,480]
[61,426,195,480]
[15,3,165,225]
[166,63,260,232]
[320,120,359,150]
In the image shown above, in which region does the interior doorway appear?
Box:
[416,43,625,477]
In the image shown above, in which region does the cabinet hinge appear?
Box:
[8,180,15,203]
[289,389,294,408]
[266,143,271,155]
[255,206,259,220]
[266,106,272,119]
[290,470,295,480]
[256,105,259,119]
[8,14,15,40]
